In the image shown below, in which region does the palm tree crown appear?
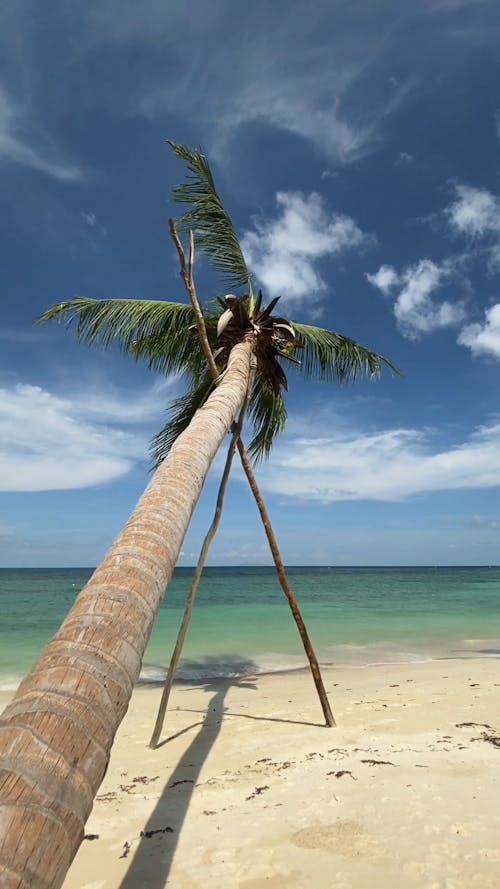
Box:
[38,142,396,461]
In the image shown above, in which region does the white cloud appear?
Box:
[368,184,500,345]
[241,191,371,309]
[365,264,400,295]
[447,184,499,237]
[394,260,465,336]
[458,303,500,358]
[0,380,172,492]
[254,420,500,502]
[0,88,82,182]
[367,259,465,338]
[446,184,500,268]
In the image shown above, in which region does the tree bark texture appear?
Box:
[0,339,253,889]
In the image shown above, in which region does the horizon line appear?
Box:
[1,564,498,571]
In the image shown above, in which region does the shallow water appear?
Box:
[0,565,499,689]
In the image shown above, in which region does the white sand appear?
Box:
[4,658,500,888]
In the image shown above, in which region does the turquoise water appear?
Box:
[0,566,499,690]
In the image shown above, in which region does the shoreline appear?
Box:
[4,657,496,888]
[1,643,499,696]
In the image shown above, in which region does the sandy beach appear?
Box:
[4,657,498,888]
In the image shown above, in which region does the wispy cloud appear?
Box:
[366,259,465,338]
[3,1,493,172]
[0,88,82,182]
[80,210,107,236]
[241,191,372,311]
[210,85,397,166]
[467,514,500,529]
[433,0,493,10]
[76,1,417,165]
[254,420,500,502]
[0,380,172,492]
[395,151,414,166]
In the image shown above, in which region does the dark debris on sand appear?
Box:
[140,826,174,838]
[481,732,500,748]
[327,770,357,780]
[246,785,270,800]
[361,759,397,766]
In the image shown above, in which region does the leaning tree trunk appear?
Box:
[0,339,253,889]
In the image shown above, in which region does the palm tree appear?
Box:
[0,142,395,888]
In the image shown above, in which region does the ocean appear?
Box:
[0,566,499,692]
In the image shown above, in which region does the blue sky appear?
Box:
[1,0,500,567]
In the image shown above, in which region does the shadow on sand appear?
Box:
[119,657,257,889]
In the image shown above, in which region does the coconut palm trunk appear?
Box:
[0,339,253,889]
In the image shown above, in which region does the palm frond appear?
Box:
[37,297,197,376]
[150,372,215,468]
[168,141,252,293]
[131,332,205,378]
[292,322,399,382]
[247,377,287,462]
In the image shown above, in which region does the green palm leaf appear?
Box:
[247,377,287,462]
[292,322,398,382]
[131,332,205,378]
[168,141,252,294]
[37,297,197,376]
